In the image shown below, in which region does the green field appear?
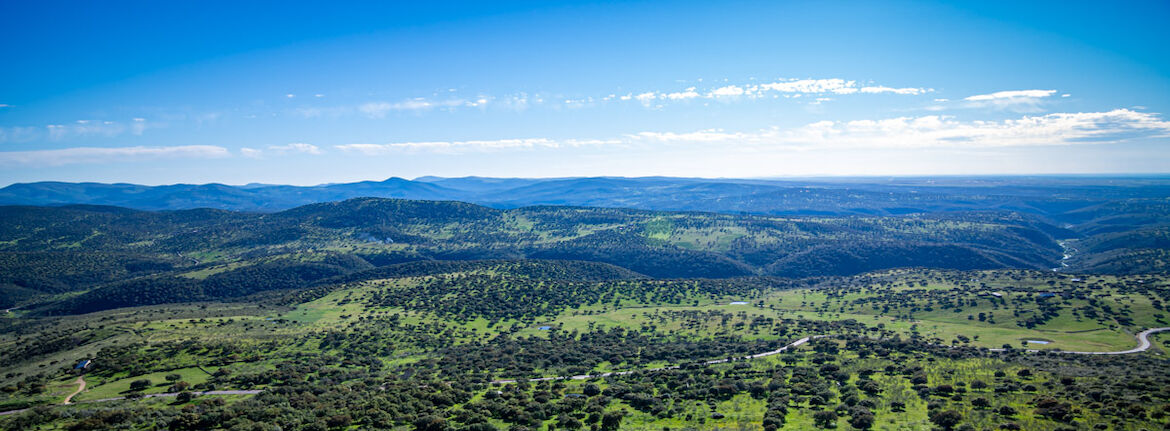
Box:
[2,264,1168,430]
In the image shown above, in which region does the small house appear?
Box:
[74,359,93,374]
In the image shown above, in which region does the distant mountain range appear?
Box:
[3,175,1170,222]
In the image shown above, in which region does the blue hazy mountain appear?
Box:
[3,176,1170,221]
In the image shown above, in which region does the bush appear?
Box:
[929,410,962,430]
[128,379,151,391]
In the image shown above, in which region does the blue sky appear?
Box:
[1,0,1169,185]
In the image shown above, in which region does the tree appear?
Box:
[929,410,962,430]
[848,410,875,429]
[859,380,881,395]
[557,416,583,430]
[600,411,625,431]
[1034,398,1074,422]
[129,379,152,391]
[175,391,193,403]
[583,383,601,397]
[812,410,837,428]
[413,415,446,431]
[326,414,353,428]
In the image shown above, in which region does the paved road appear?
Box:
[493,328,1170,384]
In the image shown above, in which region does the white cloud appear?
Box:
[614,78,929,105]
[859,86,928,95]
[331,109,1169,156]
[634,92,658,103]
[962,89,1059,112]
[709,85,746,97]
[359,98,477,118]
[0,104,10,108]
[0,145,230,167]
[268,142,322,155]
[131,118,147,135]
[37,118,160,140]
[663,88,701,100]
[759,79,856,94]
[336,138,619,154]
[0,126,40,143]
[240,143,323,158]
[964,89,1057,101]
[632,109,1170,150]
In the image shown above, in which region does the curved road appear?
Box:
[62,376,86,405]
[492,328,1170,384]
[989,326,1170,355]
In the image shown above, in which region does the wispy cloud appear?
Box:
[962,89,1058,112]
[342,78,929,115]
[333,109,1169,155]
[610,78,930,108]
[622,78,931,104]
[0,126,41,143]
[269,143,321,155]
[0,145,230,167]
[336,138,619,154]
[240,143,323,158]
[632,109,1170,150]
[358,98,487,118]
[0,118,157,143]
[964,89,1057,101]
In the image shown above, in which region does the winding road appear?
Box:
[62,376,85,405]
[988,326,1170,355]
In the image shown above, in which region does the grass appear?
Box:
[2,267,1165,425]
[75,366,217,402]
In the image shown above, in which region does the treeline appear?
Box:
[363,274,790,322]
[40,258,360,315]
[0,197,1090,314]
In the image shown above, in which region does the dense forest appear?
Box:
[3,256,1169,428]
[1,193,1168,430]
[0,197,1086,314]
